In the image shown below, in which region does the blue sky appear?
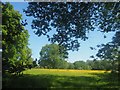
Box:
[10,2,115,63]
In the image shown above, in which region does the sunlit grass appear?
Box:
[23,68,110,76]
[3,69,119,88]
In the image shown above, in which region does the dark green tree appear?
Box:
[100,60,113,70]
[24,2,120,51]
[32,58,38,68]
[91,60,103,70]
[73,61,89,70]
[96,31,120,73]
[2,2,33,75]
[57,59,69,69]
[38,44,68,69]
[87,59,113,70]
[68,62,74,69]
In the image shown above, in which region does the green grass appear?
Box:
[3,69,120,89]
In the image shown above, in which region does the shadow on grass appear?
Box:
[89,72,120,88]
[2,72,120,89]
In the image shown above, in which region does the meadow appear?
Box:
[3,69,119,89]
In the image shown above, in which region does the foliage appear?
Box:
[87,60,113,70]
[68,62,74,69]
[38,44,68,69]
[73,61,90,70]
[32,58,38,68]
[24,2,120,73]
[2,2,33,75]
[56,59,69,69]
[95,31,120,73]
[24,2,120,51]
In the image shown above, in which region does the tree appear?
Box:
[73,61,89,70]
[2,2,33,75]
[38,44,68,69]
[100,60,113,70]
[68,62,74,69]
[24,2,120,51]
[32,58,38,68]
[86,60,113,70]
[91,60,103,70]
[96,31,120,73]
[58,59,69,69]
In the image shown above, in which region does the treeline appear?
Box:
[33,59,117,71]
[31,43,118,71]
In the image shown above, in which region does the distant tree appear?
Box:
[2,2,33,75]
[32,58,38,68]
[86,60,93,69]
[24,2,120,51]
[100,60,113,70]
[91,60,102,70]
[68,63,74,69]
[58,60,69,69]
[38,44,68,69]
[87,59,115,70]
[73,61,89,70]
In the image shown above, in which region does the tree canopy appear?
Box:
[38,44,68,69]
[2,2,33,75]
[73,61,90,70]
[95,31,120,72]
[24,2,120,51]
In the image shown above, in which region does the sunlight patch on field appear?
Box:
[23,69,110,77]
